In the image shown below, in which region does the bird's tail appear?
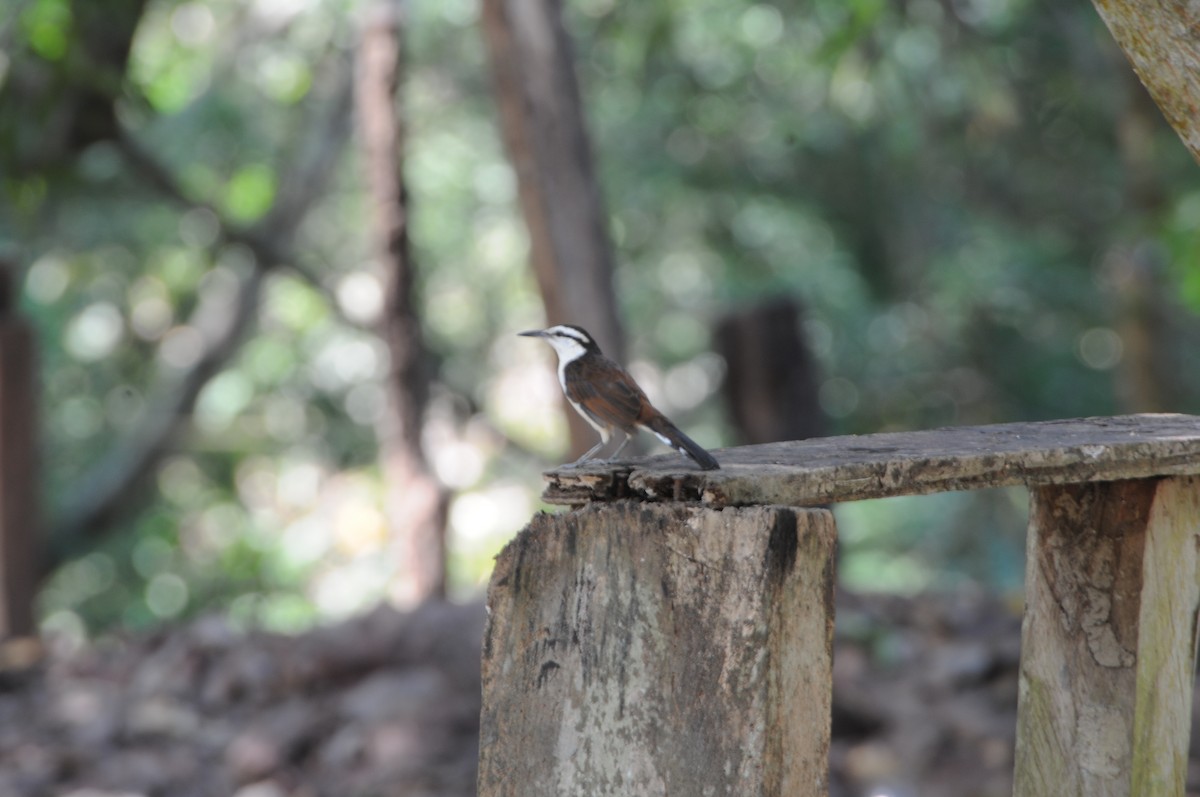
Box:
[642,414,720,470]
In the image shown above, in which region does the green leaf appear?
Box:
[223,164,277,223]
[21,0,72,61]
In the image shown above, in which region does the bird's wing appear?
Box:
[564,357,647,432]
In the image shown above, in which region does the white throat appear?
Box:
[545,335,587,391]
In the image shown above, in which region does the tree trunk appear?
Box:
[0,264,37,638]
[715,298,825,445]
[480,0,625,457]
[0,266,38,638]
[357,1,449,604]
[1106,71,1171,413]
[1091,0,1200,165]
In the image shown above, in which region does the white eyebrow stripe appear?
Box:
[551,326,589,343]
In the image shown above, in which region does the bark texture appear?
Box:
[479,502,836,797]
[1091,0,1200,165]
[1014,477,1200,797]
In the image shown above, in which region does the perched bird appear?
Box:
[519,324,720,470]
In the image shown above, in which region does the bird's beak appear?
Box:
[518,329,547,338]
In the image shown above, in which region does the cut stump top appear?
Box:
[542,414,1200,507]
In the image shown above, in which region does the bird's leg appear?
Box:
[567,438,606,468]
[603,432,631,463]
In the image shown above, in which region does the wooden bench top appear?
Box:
[542,413,1200,507]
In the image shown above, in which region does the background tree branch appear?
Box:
[50,59,357,561]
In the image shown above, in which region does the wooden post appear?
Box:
[1014,477,1200,797]
[0,268,38,638]
[478,503,836,797]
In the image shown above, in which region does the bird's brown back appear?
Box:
[563,355,656,433]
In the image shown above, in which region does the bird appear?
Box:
[518,324,720,470]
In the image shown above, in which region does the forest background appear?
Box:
[2,0,1200,639]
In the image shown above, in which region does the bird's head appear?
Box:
[518,324,602,362]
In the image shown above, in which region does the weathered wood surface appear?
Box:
[542,414,1200,507]
[1014,477,1200,797]
[1090,0,1200,166]
[478,503,836,797]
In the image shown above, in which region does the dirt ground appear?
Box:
[0,591,1196,797]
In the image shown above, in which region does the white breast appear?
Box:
[547,336,587,390]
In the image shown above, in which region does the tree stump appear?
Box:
[478,503,837,797]
[715,298,825,446]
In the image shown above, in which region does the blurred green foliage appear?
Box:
[1,0,1198,635]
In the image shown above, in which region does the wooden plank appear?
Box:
[1013,476,1200,797]
[541,414,1200,507]
[478,503,836,797]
